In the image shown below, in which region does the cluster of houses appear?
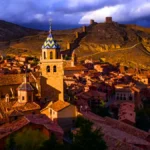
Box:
[0,24,150,150]
[0,55,40,75]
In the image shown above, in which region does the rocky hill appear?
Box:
[0,20,41,41]
[0,20,150,69]
[75,23,150,69]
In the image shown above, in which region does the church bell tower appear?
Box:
[40,22,64,102]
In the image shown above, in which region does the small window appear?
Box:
[50,109,52,115]
[44,52,46,59]
[50,52,53,59]
[129,95,133,101]
[53,66,57,72]
[46,66,50,72]
[22,96,24,100]
[28,96,31,101]
[14,116,18,120]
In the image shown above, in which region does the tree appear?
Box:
[40,133,65,150]
[91,101,111,117]
[32,57,39,65]
[72,116,107,150]
[6,134,16,150]
[6,128,48,150]
[136,108,150,131]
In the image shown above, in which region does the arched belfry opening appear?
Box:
[53,65,57,72]
[46,66,50,72]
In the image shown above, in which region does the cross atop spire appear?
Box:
[42,19,60,49]
[49,18,52,34]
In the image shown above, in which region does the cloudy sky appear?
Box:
[0,0,150,30]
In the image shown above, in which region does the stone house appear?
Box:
[41,100,78,131]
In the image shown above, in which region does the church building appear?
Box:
[40,24,64,102]
[40,24,78,130]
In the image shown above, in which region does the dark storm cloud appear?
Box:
[53,0,130,14]
[0,0,150,29]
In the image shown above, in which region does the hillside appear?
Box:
[75,23,150,68]
[0,20,150,68]
[0,20,41,53]
[0,20,41,41]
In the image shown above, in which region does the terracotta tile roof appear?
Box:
[8,110,24,117]
[103,134,143,150]
[81,111,150,149]
[50,100,70,112]
[26,114,64,134]
[0,114,64,140]
[94,122,150,146]
[18,82,34,91]
[64,65,87,71]
[13,102,40,112]
[0,117,29,139]
[0,73,36,86]
[105,117,149,139]
[76,90,106,100]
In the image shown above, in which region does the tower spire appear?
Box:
[49,18,52,34]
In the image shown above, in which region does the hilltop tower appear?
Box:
[40,23,64,102]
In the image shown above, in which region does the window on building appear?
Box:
[32,112,35,115]
[129,95,133,101]
[50,52,53,59]
[28,96,31,101]
[44,51,46,59]
[50,109,52,115]
[14,116,18,120]
[46,66,50,72]
[53,65,57,72]
[22,96,24,100]
[123,96,126,100]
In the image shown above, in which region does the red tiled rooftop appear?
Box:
[0,73,36,86]
[0,114,64,140]
[50,100,70,112]
[0,117,29,139]
[64,65,87,71]
[93,122,150,146]
[26,114,64,134]
[104,117,149,139]
[13,102,40,112]
[81,111,150,149]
